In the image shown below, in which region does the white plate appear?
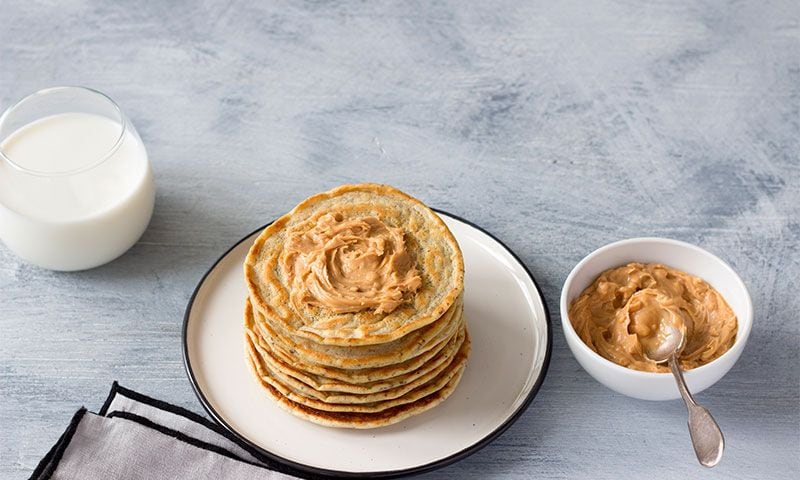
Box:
[183,211,552,478]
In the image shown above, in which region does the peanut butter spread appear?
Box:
[569,263,737,373]
[283,213,422,315]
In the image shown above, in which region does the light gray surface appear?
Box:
[1,1,798,479]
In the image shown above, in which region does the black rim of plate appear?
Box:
[182,209,553,479]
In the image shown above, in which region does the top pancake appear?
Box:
[244,184,464,346]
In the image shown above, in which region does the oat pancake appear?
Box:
[245,330,469,423]
[244,184,464,346]
[250,296,463,369]
[242,184,469,428]
[262,318,459,384]
[247,319,465,394]
[249,325,466,401]
[248,361,467,429]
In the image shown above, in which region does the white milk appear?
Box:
[0,112,155,270]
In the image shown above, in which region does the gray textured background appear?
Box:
[1,1,798,479]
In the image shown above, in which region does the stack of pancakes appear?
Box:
[243,184,468,428]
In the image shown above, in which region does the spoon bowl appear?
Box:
[642,321,725,468]
[642,323,685,364]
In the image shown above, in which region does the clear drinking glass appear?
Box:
[0,86,155,271]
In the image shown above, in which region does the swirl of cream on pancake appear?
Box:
[282,212,422,315]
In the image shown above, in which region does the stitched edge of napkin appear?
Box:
[29,382,323,480]
[106,411,265,467]
[28,408,87,480]
[31,410,279,480]
[99,381,305,477]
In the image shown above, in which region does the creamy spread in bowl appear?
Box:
[568,263,737,373]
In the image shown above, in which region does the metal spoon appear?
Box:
[643,324,725,467]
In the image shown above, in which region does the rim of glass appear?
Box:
[0,86,127,177]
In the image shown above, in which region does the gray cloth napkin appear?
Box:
[29,382,306,480]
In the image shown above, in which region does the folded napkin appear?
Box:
[29,382,308,480]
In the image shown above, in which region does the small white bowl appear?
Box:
[560,238,753,401]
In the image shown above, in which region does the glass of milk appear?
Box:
[0,86,155,271]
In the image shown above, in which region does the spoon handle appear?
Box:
[669,354,725,467]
